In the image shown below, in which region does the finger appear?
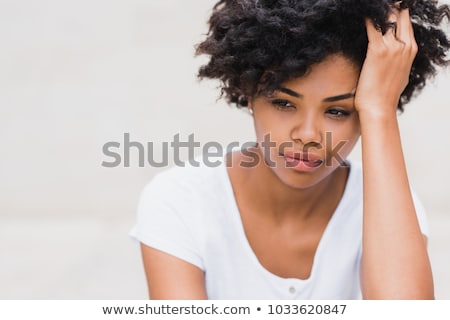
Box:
[397,8,412,45]
[395,7,419,60]
[389,7,401,37]
[365,18,383,44]
[383,12,398,43]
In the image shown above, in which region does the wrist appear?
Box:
[357,107,401,138]
[357,106,399,124]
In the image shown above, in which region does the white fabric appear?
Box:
[130,157,429,299]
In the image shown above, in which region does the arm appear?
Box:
[141,244,208,299]
[356,7,434,299]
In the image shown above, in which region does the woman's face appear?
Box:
[249,54,361,189]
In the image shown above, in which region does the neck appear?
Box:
[247,150,349,222]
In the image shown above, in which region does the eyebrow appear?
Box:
[278,87,355,102]
[323,93,355,102]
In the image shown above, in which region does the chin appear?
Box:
[270,161,338,191]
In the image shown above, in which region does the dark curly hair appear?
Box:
[195,0,450,111]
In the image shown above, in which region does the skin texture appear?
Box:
[248,55,361,192]
[141,6,434,299]
[140,245,207,299]
[357,8,434,299]
[226,54,361,281]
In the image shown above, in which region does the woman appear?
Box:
[131,0,449,299]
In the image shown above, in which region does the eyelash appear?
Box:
[271,99,294,110]
[270,99,351,118]
[326,108,351,117]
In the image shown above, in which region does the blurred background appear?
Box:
[0,0,449,299]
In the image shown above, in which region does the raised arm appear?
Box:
[355,7,434,299]
[141,244,207,299]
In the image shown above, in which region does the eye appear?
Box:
[271,99,296,111]
[326,108,351,118]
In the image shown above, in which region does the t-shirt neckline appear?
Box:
[220,157,355,286]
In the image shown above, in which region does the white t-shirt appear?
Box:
[130,157,429,299]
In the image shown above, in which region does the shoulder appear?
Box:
[133,156,230,270]
[342,158,363,201]
[347,159,363,182]
[343,158,429,237]
[144,156,226,194]
[137,155,229,216]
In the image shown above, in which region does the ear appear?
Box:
[247,100,254,115]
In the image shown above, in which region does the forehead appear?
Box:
[282,54,360,96]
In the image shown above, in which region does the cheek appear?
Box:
[324,122,361,159]
[253,112,361,150]
[253,116,285,142]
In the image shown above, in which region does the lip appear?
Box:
[282,152,323,172]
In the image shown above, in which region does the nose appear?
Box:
[290,113,323,146]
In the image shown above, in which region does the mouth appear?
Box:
[282,152,324,169]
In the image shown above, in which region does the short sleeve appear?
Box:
[411,188,430,238]
[129,171,205,270]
